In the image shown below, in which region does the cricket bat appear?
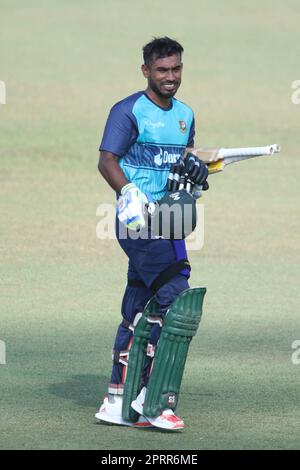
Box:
[185,144,280,174]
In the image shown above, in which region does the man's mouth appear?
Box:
[161,83,177,91]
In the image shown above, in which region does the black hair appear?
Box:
[143,37,184,67]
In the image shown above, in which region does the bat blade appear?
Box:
[185,144,280,174]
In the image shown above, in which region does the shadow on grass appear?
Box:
[48,374,108,408]
[48,375,185,434]
[94,419,184,434]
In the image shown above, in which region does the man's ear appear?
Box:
[141,64,149,79]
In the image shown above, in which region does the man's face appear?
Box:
[142,53,183,99]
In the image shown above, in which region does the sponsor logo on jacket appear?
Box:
[144,119,165,129]
[154,148,181,166]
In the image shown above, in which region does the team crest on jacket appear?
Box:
[179,120,187,133]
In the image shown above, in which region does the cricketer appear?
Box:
[95,37,208,431]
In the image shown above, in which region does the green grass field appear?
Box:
[1,0,300,450]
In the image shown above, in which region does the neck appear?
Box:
[145,87,171,109]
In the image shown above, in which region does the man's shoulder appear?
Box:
[173,97,194,116]
[111,91,144,114]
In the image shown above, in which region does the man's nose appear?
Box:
[166,70,175,81]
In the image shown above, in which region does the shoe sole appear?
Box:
[147,417,184,431]
[131,404,184,431]
[95,412,153,428]
[95,412,130,426]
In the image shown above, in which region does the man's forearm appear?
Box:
[98,151,129,194]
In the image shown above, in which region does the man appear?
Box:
[95,37,208,430]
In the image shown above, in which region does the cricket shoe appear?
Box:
[130,386,147,415]
[146,409,185,430]
[131,387,184,431]
[95,394,152,428]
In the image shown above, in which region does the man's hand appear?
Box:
[184,153,209,188]
[117,183,150,231]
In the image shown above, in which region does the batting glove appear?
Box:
[184,153,209,187]
[117,183,152,231]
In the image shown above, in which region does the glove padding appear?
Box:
[184,153,209,187]
[167,160,185,192]
[117,183,151,231]
[167,154,209,195]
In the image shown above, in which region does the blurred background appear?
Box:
[0,0,299,450]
